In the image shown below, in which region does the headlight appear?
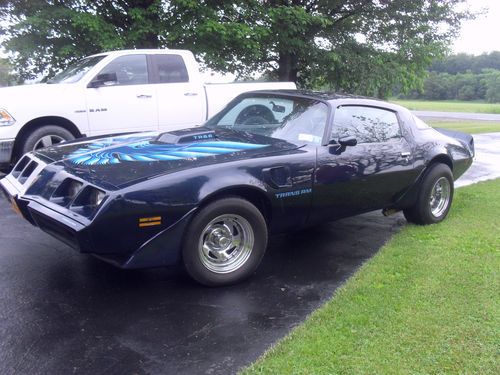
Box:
[88,188,106,207]
[51,178,84,205]
[0,109,16,126]
[71,186,107,210]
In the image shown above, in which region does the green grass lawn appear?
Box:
[428,120,500,134]
[243,179,500,375]
[391,99,500,114]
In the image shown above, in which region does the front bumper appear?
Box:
[1,152,193,269]
[0,139,15,166]
[1,178,189,270]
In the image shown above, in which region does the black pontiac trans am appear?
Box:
[0,91,474,286]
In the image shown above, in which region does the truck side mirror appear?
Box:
[88,72,118,88]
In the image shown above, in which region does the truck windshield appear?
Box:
[47,55,106,84]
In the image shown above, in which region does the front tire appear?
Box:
[403,163,454,225]
[20,125,75,155]
[182,198,268,286]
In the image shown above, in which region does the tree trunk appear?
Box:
[278,52,298,82]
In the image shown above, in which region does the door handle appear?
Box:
[137,94,152,99]
[184,92,198,96]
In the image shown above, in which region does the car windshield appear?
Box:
[205,95,329,145]
[47,55,106,84]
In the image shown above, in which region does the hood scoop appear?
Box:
[156,129,217,144]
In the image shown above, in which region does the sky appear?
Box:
[452,0,500,54]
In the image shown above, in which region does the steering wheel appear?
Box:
[235,105,276,125]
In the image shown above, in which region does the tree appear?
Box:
[0,58,15,86]
[0,0,163,79]
[1,1,473,97]
[169,1,473,97]
[484,70,500,103]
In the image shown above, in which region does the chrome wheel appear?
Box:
[429,177,451,218]
[198,214,254,274]
[33,135,65,150]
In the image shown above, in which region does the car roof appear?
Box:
[244,89,407,113]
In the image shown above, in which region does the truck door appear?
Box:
[85,54,158,136]
[150,54,206,132]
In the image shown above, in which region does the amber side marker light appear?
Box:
[139,216,162,227]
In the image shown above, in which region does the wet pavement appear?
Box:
[1,132,499,375]
[0,200,405,375]
[455,133,500,187]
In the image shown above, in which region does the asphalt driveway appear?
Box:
[1,132,499,375]
[0,201,405,375]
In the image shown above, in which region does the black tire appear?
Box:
[403,163,454,225]
[20,125,75,156]
[182,198,268,286]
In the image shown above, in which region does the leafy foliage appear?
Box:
[1,1,473,97]
[0,58,16,86]
[430,51,500,74]
[0,0,163,79]
[397,68,500,103]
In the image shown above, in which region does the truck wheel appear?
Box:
[20,125,75,155]
[182,198,268,286]
[403,164,454,225]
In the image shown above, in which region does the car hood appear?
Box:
[33,127,302,188]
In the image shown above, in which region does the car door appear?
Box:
[85,54,158,136]
[151,54,206,132]
[311,105,418,223]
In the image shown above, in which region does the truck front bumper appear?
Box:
[0,139,15,167]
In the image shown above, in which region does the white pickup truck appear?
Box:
[0,49,295,168]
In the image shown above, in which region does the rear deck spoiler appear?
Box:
[434,128,475,157]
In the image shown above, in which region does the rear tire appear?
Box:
[182,198,268,286]
[20,125,75,156]
[403,163,454,225]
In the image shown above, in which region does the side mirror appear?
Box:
[88,72,118,88]
[338,136,357,147]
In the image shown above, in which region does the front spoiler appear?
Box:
[1,181,193,268]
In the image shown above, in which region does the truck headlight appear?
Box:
[0,109,16,126]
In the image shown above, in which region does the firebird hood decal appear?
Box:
[67,138,269,165]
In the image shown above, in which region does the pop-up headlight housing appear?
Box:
[50,178,84,206]
[70,186,107,217]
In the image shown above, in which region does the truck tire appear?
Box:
[20,125,75,155]
[182,198,268,286]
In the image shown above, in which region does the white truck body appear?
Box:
[0,49,295,167]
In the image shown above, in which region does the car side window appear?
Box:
[332,106,401,143]
[95,55,148,86]
[153,54,189,83]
